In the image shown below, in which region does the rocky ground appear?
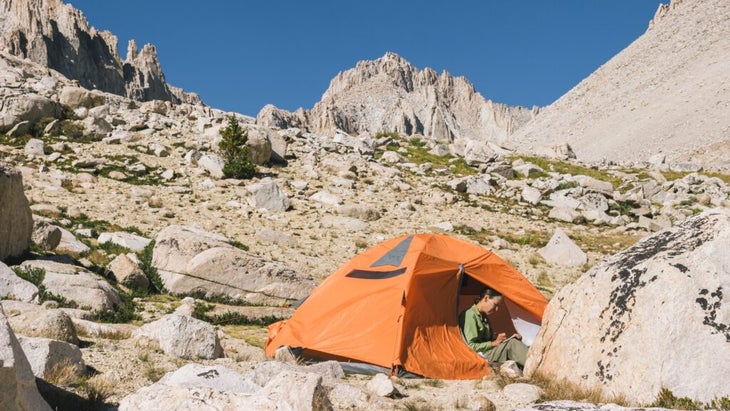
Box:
[3,97,727,408]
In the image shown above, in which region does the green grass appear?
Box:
[375,138,478,176]
[553,181,579,191]
[193,301,282,326]
[96,163,164,186]
[374,131,401,140]
[651,388,730,410]
[453,225,550,249]
[228,240,250,251]
[0,133,31,147]
[98,241,132,256]
[61,212,144,238]
[512,155,623,189]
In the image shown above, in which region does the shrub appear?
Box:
[92,292,140,323]
[60,120,85,140]
[219,115,256,179]
[137,241,165,294]
[651,388,730,410]
[374,130,400,140]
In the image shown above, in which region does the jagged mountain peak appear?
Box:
[0,0,198,104]
[323,52,469,99]
[258,52,533,145]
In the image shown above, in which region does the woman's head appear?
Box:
[476,287,503,315]
[479,287,502,300]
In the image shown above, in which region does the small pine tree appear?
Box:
[218,115,256,179]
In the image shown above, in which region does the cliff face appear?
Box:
[0,0,199,104]
[509,0,730,169]
[259,52,536,145]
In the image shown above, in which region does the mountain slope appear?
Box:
[509,0,730,170]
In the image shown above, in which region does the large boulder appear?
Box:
[58,86,106,109]
[108,254,149,290]
[53,227,91,256]
[246,126,274,165]
[119,383,267,411]
[19,260,121,311]
[5,307,79,345]
[17,336,85,378]
[0,93,62,133]
[0,262,39,303]
[0,306,53,411]
[119,365,317,411]
[538,228,587,267]
[150,363,260,394]
[97,231,152,253]
[133,313,223,359]
[259,370,331,410]
[246,178,291,212]
[31,220,62,251]
[525,209,730,404]
[152,225,315,305]
[0,166,33,261]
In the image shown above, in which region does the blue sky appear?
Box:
[68,1,662,117]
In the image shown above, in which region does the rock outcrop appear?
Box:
[0,165,32,261]
[0,305,53,411]
[133,313,223,360]
[0,262,38,302]
[152,225,315,305]
[0,0,199,104]
[525,209,730,404]
[19,260,122,311]
[510,0,730,171]
[258,52,535,146]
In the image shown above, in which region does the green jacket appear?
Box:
[458,304,494,353]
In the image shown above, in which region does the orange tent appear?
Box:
[265,234,548,379]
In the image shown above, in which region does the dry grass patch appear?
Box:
[528,253,544,266]
[570,231,641,255]
[422,379,445,388]
[80,375,115,408]
[74,322,133,340]
[529,371,628,405]
[535,270,555,298]
[221,324,269,348]
[144,365,167,383]
[400,398,442,411]
[44,359,84,386]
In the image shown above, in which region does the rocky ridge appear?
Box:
[0,0,199,105]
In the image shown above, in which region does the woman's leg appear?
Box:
[483,339,529,367]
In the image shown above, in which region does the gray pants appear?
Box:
[482,338,528,367]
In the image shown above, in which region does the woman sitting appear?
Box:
[458,287,529,367]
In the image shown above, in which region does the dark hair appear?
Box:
[479,287,502,300]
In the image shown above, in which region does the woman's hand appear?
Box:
[493,332,507,346]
